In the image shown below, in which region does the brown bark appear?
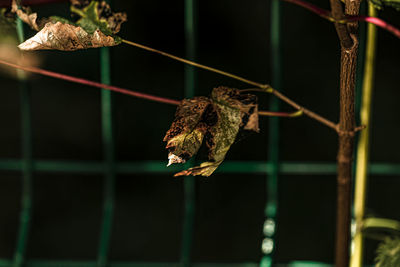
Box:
[336,39,358,267]
[329,0,353,48]
[333,1,361,267]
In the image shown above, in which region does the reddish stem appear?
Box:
[284,0,331,18]
[0,59,181,106]
[354,15,400,38]
[284,0,400,39]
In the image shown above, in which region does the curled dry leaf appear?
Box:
[14,0,126,51]
[164,97,211,166]
[164,86,259,177]
[18,21,117,51]
[11,0,40,31]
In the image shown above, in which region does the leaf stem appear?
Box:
[121,39,271,90]
[239,88,267,93]
[270,88,338,131]
[240,88,338,130]
[259,110,303,117]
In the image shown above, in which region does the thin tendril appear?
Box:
[121,39,272,90]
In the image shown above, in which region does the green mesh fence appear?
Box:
[0,0,395,266]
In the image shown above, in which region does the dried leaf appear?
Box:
[11,0,41,31]
[164,97,211,166]
[18,21,117,51]
[211,86,259,132]
[173,161,223,177]
[164,86,259,177]
[15,0,126,51]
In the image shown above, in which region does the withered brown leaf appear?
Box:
[18,21,117,51]
[164,96,211,166]
[164,86,259,177]
[14,0,125,51]
[11,0,40,31]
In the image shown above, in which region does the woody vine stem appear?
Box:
[330,0,361,266]
[121,38,358,133]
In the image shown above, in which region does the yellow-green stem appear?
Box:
[258,110,303,117]
[121,39,271,90]
[350,4,377,267]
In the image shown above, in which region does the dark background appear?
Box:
[0,0,400,264]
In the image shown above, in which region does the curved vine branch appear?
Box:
[0,58,306,118]
[0,59,181,105]
[121,39,270,90]
[270,89,338,130]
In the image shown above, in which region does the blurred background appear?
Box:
[0,0,399,265]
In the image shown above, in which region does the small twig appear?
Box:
[239,88,268,93]
[258,110,303,117]
[270,88,339,131]
[240,88,338,127]
[354,125,366,132]
[121,39,271,90]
